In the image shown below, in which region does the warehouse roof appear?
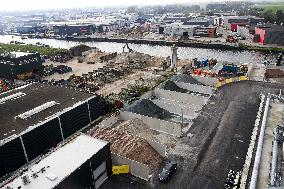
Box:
[256,24,284,32]
[0,83,92,142]
[8,52,33,58]
[2,134,108,189]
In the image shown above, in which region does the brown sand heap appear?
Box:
[115,52,163,67]
[116,118,158,140]
[91,127,163,173]
[116,118,178,149]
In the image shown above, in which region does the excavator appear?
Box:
[226,35,238,43]
[122,43,133,53]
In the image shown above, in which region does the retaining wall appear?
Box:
[99,115,120,127]
[151,99,197,119]
[154,88,208,106]
[246,63,254,79]
[111,153,150,181]
[140,90,154,100]
[240,94,265,189]
[174,81,213,95]
[191,75,218,87]
[120,111,182,136]
[146,139,166,157]
[156,97,203,112]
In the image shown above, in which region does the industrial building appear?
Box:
[183,19,210,27]
[53,24,94,36]
[1,134,112,189]
[254,24,284,46]
[159,23,216,37]
[194,26,216,38]
[0,52,43,79]
[0,83,106,180]
[237,25,255,40]
[161,23,196,36]
[223,16,264,32]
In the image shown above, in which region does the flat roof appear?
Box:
[2,134,108,189]
[0,83,92,141]
[256,24,284,32]
[9,52,33,58]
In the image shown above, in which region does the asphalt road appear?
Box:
[100,81,284,189]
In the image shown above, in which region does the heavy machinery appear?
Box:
[226,35,238,43]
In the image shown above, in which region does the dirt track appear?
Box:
[101,81,284,189]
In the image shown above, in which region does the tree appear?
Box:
[262,10,275,23]
[127,6,137,13]
[275,10,284,24]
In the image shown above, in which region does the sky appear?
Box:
[0,0,255,11]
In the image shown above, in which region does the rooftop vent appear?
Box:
[16,101,59,119]
[0,92,26,104]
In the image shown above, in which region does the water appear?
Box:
[0,35,270,64]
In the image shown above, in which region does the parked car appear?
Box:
[158,162,177,182]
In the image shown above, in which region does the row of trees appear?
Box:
[127,5,201,15]
[239,7,284,25]
[0,43,65,56]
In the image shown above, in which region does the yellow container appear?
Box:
[112,165,130,174]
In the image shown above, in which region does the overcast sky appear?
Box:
[0,0,257,11]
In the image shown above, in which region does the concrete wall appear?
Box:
[240,95,265,189]
[154,96,203,112]
[140,90,154,100]
[151,99,197,119]
[146,139,166,157]
[154,88,208,106]
[120,111,182,137]
[191,75,218,87]
[246,63,254,79]
[99,115,120,127]
[174,81,213,95]
[111,153,150,181]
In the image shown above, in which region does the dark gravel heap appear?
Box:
[126,99,172,119]
[163,80,188,93]
[171,74,204,85]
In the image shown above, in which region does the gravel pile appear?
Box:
[91,127,163,173]
[163,80,188,93]
[171,74,204,85]
[126,99,172,120]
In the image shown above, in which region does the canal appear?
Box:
[0,35,271,64]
